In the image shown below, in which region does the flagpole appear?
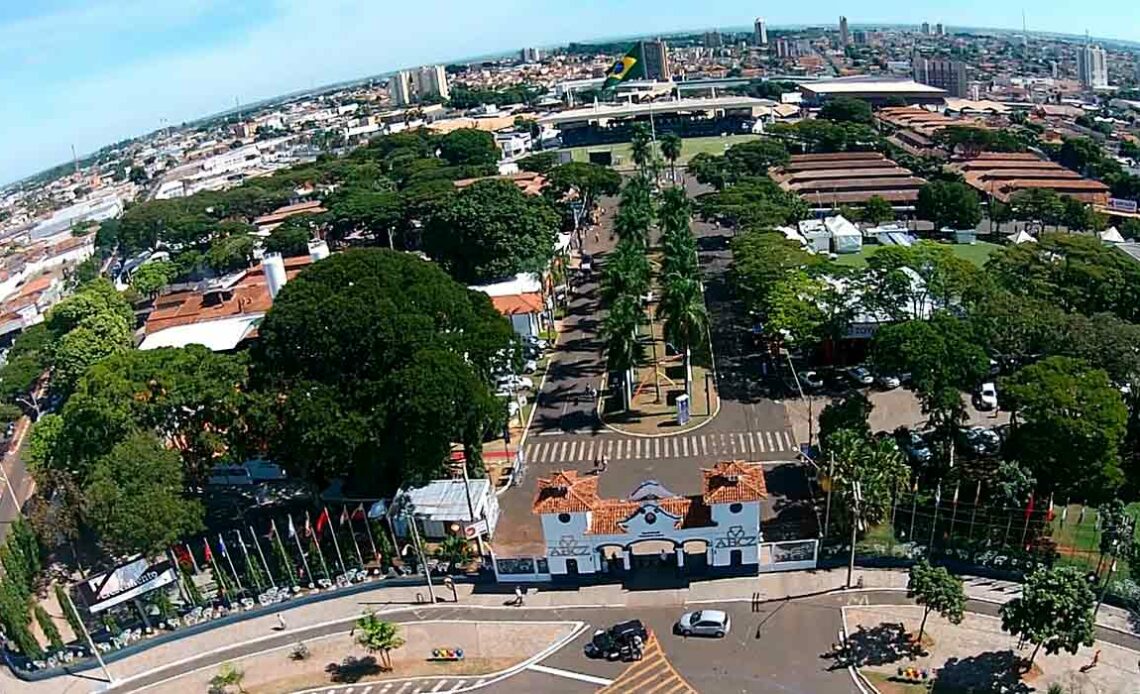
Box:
[887,483,899,557]
[908,482,919,544]
[270,520,297,586]
[947,483,961,550]
[250,525,276,589]
[308,512,332,581]
[236,530,263,594]
[220,534,245,595]
[186,543,202,575]
[345,505,365,569]
[360,504,380,563]
[1020,492,1035,547]
[967,480,982,544]
[324,507,348,576]
[928,482,942,552]
[205,540,228,604]
[289,515,314,586]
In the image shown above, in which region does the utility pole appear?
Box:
[846,481,863,589]
[455,461,486,557]
[783,350,813,449]
[823,451,836,538]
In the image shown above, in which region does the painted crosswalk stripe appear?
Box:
[397,684,413,694]
[586,441,595,461]
[783,431,794,450]
[757,432,766,452]
[654,438,661,458]
[748,432,757,453]
[682,437,689,457]
[431,680,448,692]
[448,682,464,692]
[605,440,613,457]
[701,436,708,455]
[472,680,486,689]
[765,431,775,450]
[738,433,747,454]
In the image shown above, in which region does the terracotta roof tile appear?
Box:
[702,461,768,505]
[490,292,543,316]
[586,496,713,535]
[532,470,598,514]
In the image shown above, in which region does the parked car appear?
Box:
[847,366,874,387]
[896,428,932,465]
[875,373,901,390]
[584,620,647,661]
[674,609,731,638]
[497,374,535,392]
[960,426,1001,458]
[522,358,538,374]
[798,371,824,391]
[974,382,998,411]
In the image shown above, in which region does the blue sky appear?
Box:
[2,0,1137,185]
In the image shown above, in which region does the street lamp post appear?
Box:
[395,494,436,604]
[782,349,813,449]
[846,481,863,590]
[63,589,114,684]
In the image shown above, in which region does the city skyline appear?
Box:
[3,0,1140,185]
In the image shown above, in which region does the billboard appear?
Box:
[1108,198,1139,213]
[78,557,177,613]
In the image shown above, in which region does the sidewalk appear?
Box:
[3,568,1136,693]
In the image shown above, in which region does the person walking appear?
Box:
[514,585,525,606]
[275,613,287,631]
[600,455,609,473]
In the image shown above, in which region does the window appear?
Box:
[729,503,743,514]
[643,512,657,525]
[558,513,571,524]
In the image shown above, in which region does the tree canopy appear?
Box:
[818,96,873,124]
[423,178,558,284]
[999,566,1096,671]
[252,249,515,492]
[437,128,499,168]
[907,560,965,643]
[916,181,983,230]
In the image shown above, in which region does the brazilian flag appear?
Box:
[601,44,646,90]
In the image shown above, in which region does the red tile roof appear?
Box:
[702,461,768,505]
[532,471,599,514]
[586,496,713,535]
[490,292,543,316]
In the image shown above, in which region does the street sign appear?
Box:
[464,519,489,539]
[676,394,690,425]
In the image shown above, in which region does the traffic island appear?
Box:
[845,605,1137,694]
[142,620,579,693]
[600,305,719,437]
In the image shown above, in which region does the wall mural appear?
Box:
[548,534,591,557]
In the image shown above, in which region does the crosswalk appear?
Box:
[524,430,797,465]
[306,677,490,694]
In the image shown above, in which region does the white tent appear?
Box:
[1099,227,1126,244]
[825,215,863,254]
[1007,229,1037,245]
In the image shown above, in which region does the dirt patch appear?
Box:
[146,620,577,694]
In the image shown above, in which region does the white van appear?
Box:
[207,459,287,486]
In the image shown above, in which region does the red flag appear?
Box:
[173,544,191,566]
[203,538,213,563]
[315,508,330,536]
[351,503,367,521]
[1024,492,1035,520]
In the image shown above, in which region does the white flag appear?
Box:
[287,515,297,538]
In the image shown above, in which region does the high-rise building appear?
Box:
[702,31,723,49]
[1077,43,1108,89]
[754,17,768,46]
[638,40,671,81]
[839,16,850,46]
[934,23,944,36]
[913,56,968,97]
[520,47,541,63]
[389,71,413,106]
[920,22,931,35]
[413,64,450,101]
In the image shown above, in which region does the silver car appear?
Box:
[675,609,731,638]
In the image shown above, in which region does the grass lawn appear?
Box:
[560,134,760,167]
[831,240,1001,269]
[1049,503,1140,580]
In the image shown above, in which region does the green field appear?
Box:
[1049,503,1140,580]
[831,240,1001,269]
[560,134,760,167]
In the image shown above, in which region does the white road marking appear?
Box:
[738,433,747,454]
[397,683,413,694]
[783,431,795,450]
[636,439,644,459]
[748,432,757,453]
[448,682,464,692]
[605,440,613,457]
[526,663,615,686]
[472,680,486,689]
[701,436,708,455]
[655,438,661,458]
[431,680,448,692]
[586,441,595,461]
[766,431,776,450]
[571,441,581,460]
[682,437,689,457]
[729,435,738,454]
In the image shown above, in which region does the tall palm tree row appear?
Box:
[601,293,645,411]
[655,187,708,398]
[660,133,683,183]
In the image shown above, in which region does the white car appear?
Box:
[798,371,824,390]
[847,366,874,386]
[523,359,538,374]
[876,373,901,390]
[497,374,535,392]
[674,609,731,638]
[975,382,998,411]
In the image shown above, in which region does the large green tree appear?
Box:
[85,431,204,557]
[1001,356,1127,499]
[438,129,499,168]
[544,162,621,212]
[819,96,873,124]
[252,249,515,492]
[906,560,966,643]
[915,181,982,230]
[1000,566,1096,672]
[423,178,558,284]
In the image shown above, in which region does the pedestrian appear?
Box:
[514,585,525,606]
[592,456,600,473]
[594,229,600,244]
[275,613,287,631]
[588,385,598,401]
[600,455,608,473]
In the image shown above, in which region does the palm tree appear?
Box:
[355,611,406,671]
[602,294,644,411]
[613,205,651,247]
[657,276,708,398]
[629,123,655,173]
[660,134,683,182]
[209,663,246,694]
[434,534,475,568]
[601,239,652,304]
